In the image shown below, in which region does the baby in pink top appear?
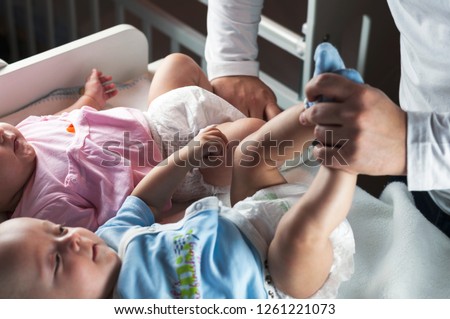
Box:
[12,106,162,230]
[1,69,120,227]
[1,54,254,230]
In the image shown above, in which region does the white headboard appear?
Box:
[0,24,148,118]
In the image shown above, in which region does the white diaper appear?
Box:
[222,183,355,299]
[144,86,246,202]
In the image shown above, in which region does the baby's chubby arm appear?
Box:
[132,126,228,221]
[55,69,118,114]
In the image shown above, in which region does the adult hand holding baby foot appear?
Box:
[300,43,406,176]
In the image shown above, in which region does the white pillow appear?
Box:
[0,72,152,125]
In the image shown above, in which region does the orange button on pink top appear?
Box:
[66,123,75,133]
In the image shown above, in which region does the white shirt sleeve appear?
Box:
[407,112,450,191]
[387,0,450,192]
[205,0,264,80]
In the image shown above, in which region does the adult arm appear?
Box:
[205,0,281,120]
[301,73,407,176]
[386,0,450,191]
[205,0,262,79]
[302,73,450,192]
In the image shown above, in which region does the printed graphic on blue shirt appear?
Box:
[171,229,201,298]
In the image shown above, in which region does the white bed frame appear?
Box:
[0,25,148,119]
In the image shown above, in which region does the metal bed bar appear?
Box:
[2,0,370,107]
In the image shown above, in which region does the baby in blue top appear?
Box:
[0,44,359,298]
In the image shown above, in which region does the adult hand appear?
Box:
[301,73,407,176]
[211,76,282,120]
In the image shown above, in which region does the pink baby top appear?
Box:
[12,106,162,230]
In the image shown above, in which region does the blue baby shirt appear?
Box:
[96,196,266,298]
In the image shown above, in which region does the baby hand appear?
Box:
[190,125,228,168]
[82,69,118,110]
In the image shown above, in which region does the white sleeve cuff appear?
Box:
[406,111,450,190]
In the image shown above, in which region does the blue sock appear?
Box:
[305,43,363,108]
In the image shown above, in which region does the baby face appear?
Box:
[0,217,121,298]
[0,123,36,211]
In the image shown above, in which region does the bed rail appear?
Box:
[3,0,206,64]
[1,0,371,108]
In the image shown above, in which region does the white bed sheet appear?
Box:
[339,182,450,298]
